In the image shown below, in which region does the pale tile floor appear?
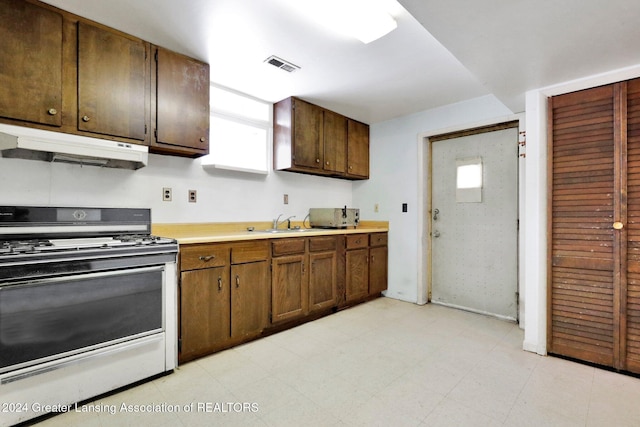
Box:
[33,297,640,426]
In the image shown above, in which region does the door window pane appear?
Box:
[456,157,482,202]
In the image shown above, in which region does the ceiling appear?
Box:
[41,0,640,124]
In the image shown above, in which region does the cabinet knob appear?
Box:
[613,221,624,230]
[47,108,58,116]
[199,255,215,261]
[236,275,240,288]
[326,161,330,165]
[349,165,353,170]
[316,158,320,163]
[200,137,206,142]
[217,276,223,291]
[82,115,91,122]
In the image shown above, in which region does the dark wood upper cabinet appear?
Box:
[78,22,148,141]
[0,0,210,158]
[293,98,323,169]
[347,119,369,179]
[153,47,210,157]
[274,96,369,180]
[0,0,63,127]
[323,110,347,174]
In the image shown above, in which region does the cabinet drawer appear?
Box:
[309,236,337,252]
[370,233,388,247]
[346,234,368,249]
[180,244,228,270]
[231,240,269,264]
[272,238,306,256]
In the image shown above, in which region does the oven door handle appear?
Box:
[0,265,165,290]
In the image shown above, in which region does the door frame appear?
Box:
[416,114,526,324]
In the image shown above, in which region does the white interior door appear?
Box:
[431,127,518,320]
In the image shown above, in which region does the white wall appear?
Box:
[353,94,514,304]
[0,150,353,224]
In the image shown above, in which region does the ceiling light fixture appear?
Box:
[343,3,398,44]
[286,0,398,44]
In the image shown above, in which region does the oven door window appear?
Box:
[0,267,163,373]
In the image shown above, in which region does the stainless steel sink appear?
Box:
[256,228,314,233]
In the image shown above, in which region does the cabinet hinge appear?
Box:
[177,338,182,352]
[268,312,272,323]
[154,128,158,138]
[155,50,158,62]
[145,124,147,135]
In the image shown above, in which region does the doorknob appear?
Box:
[433,208,439,220]
[433,230,440,238]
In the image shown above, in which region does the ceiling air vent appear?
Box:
[264,55,300,73]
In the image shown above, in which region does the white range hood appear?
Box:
[0,124,148,170]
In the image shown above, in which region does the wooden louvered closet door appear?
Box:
[549,77,640,373]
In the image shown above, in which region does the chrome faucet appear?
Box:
[273,214,295,229]
[272,214,282,229]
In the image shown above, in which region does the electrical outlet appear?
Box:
[284,194,289,204]
[188,190,197,203]
[402,203,408,212]
[374,203,379,213]
[162,187,172,202]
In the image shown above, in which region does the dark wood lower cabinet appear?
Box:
[369,246,388,295]
[179,232,387,363]
[309,251,337,311]
[346,248,369,302]
[179,242,269,363]
[180,267,230,362]
[271,253,307,323]
[231,261,269,339]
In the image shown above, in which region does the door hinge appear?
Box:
[518,131,526,158]
[155,50,158,62]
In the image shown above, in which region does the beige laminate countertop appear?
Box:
[152,221,388,245]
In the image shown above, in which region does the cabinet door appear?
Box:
[77,22,147,141]
[323,110,347,173]
[231,261,269,339]
[369,246,388,294]
[309,251,337,311]
[155,47,209,154]
[347,119,370,178]
[272,254,308,322]
[293,98,322,169]
[0,0,62,126]
[346,248,369,301]
[180,266,230,361]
